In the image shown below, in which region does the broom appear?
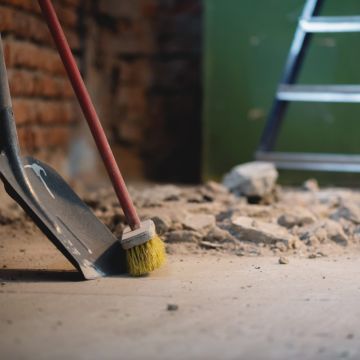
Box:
[38,0,165,276]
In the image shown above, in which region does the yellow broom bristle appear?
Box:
[126,235,166,276]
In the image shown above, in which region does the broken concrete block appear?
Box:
[277,207,316,228]
[182,213,215,232]
[222,161,278,198]
[229,216,294,247]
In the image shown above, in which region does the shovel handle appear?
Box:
[38,0,141,230]
[0,33,22,158]
[0,34,12,110]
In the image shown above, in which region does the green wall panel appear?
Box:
[203,0,360,182]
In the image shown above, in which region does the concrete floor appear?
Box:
[1,254,360,360]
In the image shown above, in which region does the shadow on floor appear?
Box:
[0,268,83,282]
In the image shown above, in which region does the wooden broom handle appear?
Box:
[38,0,141,230]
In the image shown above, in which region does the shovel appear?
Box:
[0,33,125,279]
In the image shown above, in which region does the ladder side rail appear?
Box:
[257,0,325,152]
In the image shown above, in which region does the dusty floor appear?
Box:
[1,249,360,360]
[1,216,360,359]
[2,181,360,359]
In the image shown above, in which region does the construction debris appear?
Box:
[3,174,360,260]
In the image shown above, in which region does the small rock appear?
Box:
[200,241,222,249]
[182,213,215,232]
[322,220,348,245]
[299,220,348,245]
[316,191,342,207]
[292,239,303,250]
[308,253,317,259]
[135,185,182,207]
[278,207,316,228]
[317,251,327,257]
[275,241,287,252]
[186,193,205,203]
[302,179,319,192]
[167,304,179,311]
[204,181,229,194]
[205,226,236,243]
[152,215,172,235]
[165,230,202,243]
[237,204,273,218]
[278,256,289,264]
[181,183,230,204]
[331,203,360,225]
[222,161,278,198]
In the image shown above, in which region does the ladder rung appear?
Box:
[277,85,360,103]
[256,151,360,172]
[300,16,360,33]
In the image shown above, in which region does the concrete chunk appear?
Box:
[230,216,294,247]
[223,161,278,197]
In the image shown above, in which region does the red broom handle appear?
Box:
[38,0,141,230]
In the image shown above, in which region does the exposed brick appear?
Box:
[99,0,140,18]
[0,0,39,13]
[58,0,82,9]
[116,119,145,144]
[13,98,77,125]
[53,1,78,28]
[117,86,147,115]
[0,0,83,154]
[0,5,79,50]
[4,39,65,75]
[0,5,51,44]
[18,126,71,151]
[0,0,81,27]
[119,58,152,86]
[113,19,155,54]
[1,0,203,180]
[8,69,73,98]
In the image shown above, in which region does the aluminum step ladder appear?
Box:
[256,0,360,172]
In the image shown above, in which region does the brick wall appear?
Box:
[0,0,81,155]
[82,0,203,182]
[0,0,203,182]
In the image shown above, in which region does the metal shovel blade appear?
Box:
[0,152,125,279]
[0,33,124,280]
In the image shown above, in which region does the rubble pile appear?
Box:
[82,162,360,258]
[2,162,360,259]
